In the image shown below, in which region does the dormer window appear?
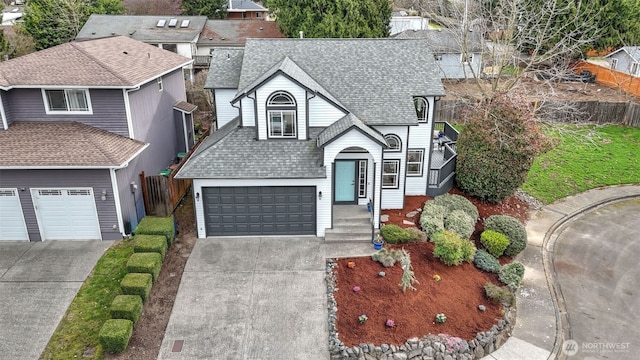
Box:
[267,91,296,138]
[414,97,428,123]
[384,134,401,152]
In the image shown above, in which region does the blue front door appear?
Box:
[335,161,356,203]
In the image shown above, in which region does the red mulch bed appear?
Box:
[335,189,531,347]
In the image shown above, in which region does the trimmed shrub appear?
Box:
[432,230,475,266]
[133,235,167,259]
[110,295,143,324]
[432,193,479,222]
[135,216,175,247]
[126,252,162,282]
[484,215,527,257]
[372,248,403,267]
[484,282,515,306]
[474,249,501,273]
[99,319,133,353]
[381,224,409,244]
[444,210,475,240]
[480,230,510,257]
[499,262,526,288]
[121,273,153,301]
[419,203,446,239]
[380,225,426,244]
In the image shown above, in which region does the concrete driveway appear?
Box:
[0,240,112,360]
[158,237,372,360]
[554,198,640,359]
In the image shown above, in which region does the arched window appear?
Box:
[384,134,401,152]
[267,91,296,138]
[414,97,428,123]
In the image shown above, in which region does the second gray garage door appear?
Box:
[202,186,316,236]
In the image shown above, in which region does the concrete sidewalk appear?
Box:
[483,184,640,360]
[0,240,112,360]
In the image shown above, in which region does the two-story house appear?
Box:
[176,39,457,239]
[0,36,194,241]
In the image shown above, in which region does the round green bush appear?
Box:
[432,193,479,221]
[444,210,475,240]
[419,202,446,239]
[474,249,501,273]
[432,230,475,266]
[405,227,427,242]
[484,215,527,257]
[499,261,525,288]
[380,225,426,244]
[480,230,510,257]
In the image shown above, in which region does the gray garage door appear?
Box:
[203,186,316,236]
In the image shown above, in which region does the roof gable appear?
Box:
[205,48,245,89]
[0,36,191,88]
[317,113,387,148]
[234,39,445,126]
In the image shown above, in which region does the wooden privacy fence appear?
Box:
[140,129,210,217]
[435,100,640,127]
[574,61,640,98]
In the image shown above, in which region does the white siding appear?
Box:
[176,43,194,61]
[192,178,330,238]
[308,96,346,127]
[323,129,383,229]
[254,75,307,140]
[214,89,239,128]
[375,125,409,209]
[406,97,435,195]
[240,96,255,127]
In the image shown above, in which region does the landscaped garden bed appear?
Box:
[328,191,532,359]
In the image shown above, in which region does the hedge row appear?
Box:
[99,216,175,354]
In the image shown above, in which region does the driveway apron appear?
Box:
[158,237,331,360]
[554,199,640,359]
[0,240,111,360]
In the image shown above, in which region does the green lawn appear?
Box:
[522,125,640,203]
[40,239,134,360]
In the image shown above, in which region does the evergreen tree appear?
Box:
[181,0,228,19]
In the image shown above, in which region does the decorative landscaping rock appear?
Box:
[378,271,386,277]
[380,214,389,222]
[402,220,415,225]
[406,211,418,218]
[478,304,486,312]
[325,259,517,360]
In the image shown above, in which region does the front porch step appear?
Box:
[325,225,373,243]
[325,205,376,243]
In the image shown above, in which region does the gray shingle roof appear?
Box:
[76,14,207,43]
[317,113,387,148]
[393,29,484,53]
[606,46,640,62]
[175,119,325,179]
[205,48,245,89]
[0,122,147,167]
[229,0,267,11]
[0,36,191,88]
[233,56,345,109]
[236,38,445,126]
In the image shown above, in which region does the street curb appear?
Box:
[540,190,640,360]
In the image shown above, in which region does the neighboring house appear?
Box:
[0,36,195,241]
[394,29,483,79]
[196,19,284,55]
[606,46,640,77]
[226,0,269,20]
[76,14,208,78]
[389,11,429,36]
[177,39,459,239]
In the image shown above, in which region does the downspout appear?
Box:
[246,92,257,138]
[306,91,316,139]
[123,86,142,139]
[0,91,7,130]
[109,168,126,237]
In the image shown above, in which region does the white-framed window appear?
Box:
[632,62,640,76]
[414,97,428,123]
[42,89,92,114]
[610,58,618,70]
[267,91,297,138]
[358,160,367,197]
[157,78,163,92]
[382,160,400,188]
[407,149,424,176]
[384,134,401,152]
[461,52,473,64]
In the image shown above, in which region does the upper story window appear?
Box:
[632,62,640,76]
[384,134,401,152]
[414,97,428,123]
[157,78,163,92]
[43,89,92,114]
[267,91,296,138]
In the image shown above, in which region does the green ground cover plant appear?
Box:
[523,125,640,203]
[41,239,134,360]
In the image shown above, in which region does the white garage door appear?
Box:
[0,188,29,241]
[31,188,102,240]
